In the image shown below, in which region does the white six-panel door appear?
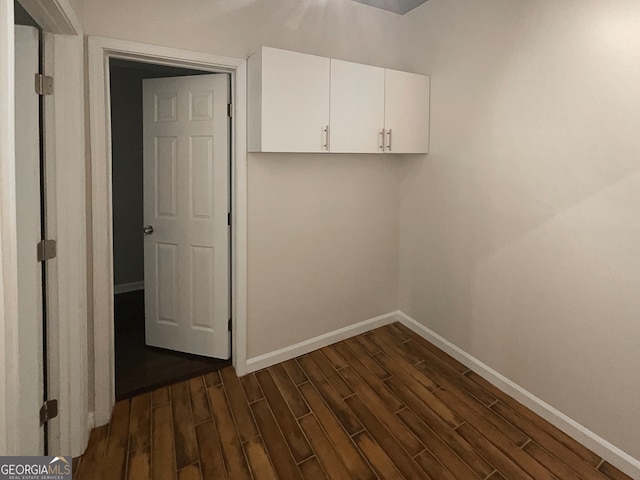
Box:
[143,74,230,359]
[15,25,44,454]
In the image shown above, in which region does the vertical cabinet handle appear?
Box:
[379,129,385,151]
[386,129,392,152]
[326,125,330,151]
[322,125,330,151]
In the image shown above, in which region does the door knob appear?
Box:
[143,225,154,236]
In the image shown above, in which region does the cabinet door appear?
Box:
[260,47,330,153]
[330,59,385,153]
[384,69,430,153]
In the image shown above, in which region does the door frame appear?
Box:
[0,0,19,455]
[14,23,45,455]
[88,36,248,426]
[1,0,87,456]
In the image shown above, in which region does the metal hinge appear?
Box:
[37,239,57,262]
[228,318,232,331]
[40,399,58,426]
[35,74,54,95]
[227,103,233,118]
[227,212,231,226]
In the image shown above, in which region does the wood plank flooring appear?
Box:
[74,323,633,480]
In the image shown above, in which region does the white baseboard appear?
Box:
[245,311,399,373]
[395,311,640,479]
[113,281,144,295]
[86,411,95,431]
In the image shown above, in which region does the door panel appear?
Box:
[143,74,230,359]
[156,243,178,324]
[260,47,330,153]
[384,69,430,153]
[155,136,177,217]
[330,59,385,153]
[191,246,215,329]
[14,24,44,454]
[190,136,214,219]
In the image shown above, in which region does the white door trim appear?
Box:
[0,0,20,455]
[17,0,80,35]
[87,36,248,426]
[1,0,86,456]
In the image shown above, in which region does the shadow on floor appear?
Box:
[114,290,230,400]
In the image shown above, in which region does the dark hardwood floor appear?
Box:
[115,291,229,400]
[78,322,633,479]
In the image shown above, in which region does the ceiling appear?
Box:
[351,0,428,15]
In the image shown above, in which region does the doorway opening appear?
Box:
[89,37,248,427]
[109,59,231,400]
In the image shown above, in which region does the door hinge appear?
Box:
[40,399,58,426]
[227,212,231,226]
[37,239,57,262]
[227,103,233,118]
[35,73,54,96]
[228,318,232,331]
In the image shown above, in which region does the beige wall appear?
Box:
[110,67,145,287]
[81,0,409,69]
[66,0,83,22]
[400,0,640,459]
[81,0,406,357]
[248,154,399,356]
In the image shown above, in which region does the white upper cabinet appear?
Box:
[248,47,330,153]
[384,69,430,154]
[330,59,385,154]
[248,46,430,154]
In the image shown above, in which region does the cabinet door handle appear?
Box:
[386,129,392,151]
[326,125,330,151]
[323,125,330,151]
[379,129,385,151]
